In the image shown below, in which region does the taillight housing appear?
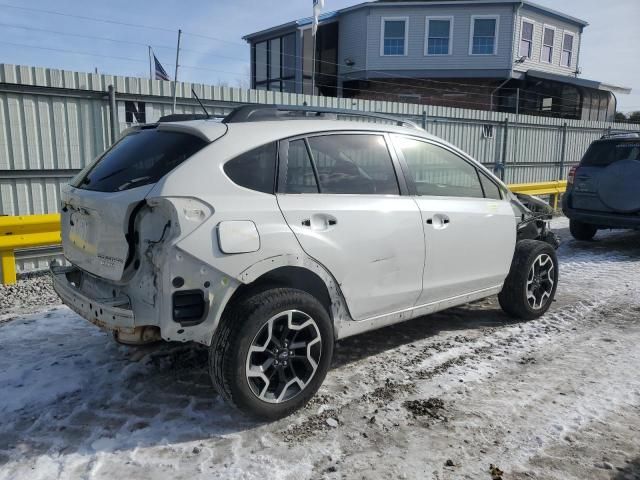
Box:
[567,166,579,185]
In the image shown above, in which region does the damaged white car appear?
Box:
[52,105,558,419]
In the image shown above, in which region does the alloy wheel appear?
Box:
[526,254,555,310]
[245,309,322,403]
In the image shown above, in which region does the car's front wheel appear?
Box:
[499,240,558,320]
[209,288,333,420]
[569,219,598,241]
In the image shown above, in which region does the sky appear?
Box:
[0,0,638,113]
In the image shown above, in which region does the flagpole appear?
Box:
[148,46,153,80]
[311,29,317,96]
[172,29,182,114]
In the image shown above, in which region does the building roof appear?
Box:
[243,0,588,41]
[526,70,631,95]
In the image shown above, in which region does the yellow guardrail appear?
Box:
[0,214,61,285]
[508,180,567,210]
[0,180,568,285]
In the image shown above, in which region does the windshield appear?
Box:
[73,128,208,192]
[580,139,640,167]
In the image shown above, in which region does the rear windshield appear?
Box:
[580,140,640,167]
[73,129,208,192]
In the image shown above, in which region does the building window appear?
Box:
[381,17,408,56]
[425,17,452,55]
[519,20,534,58]
[470,16,498,55]
[541,26,555,63]
[561,32,574,67]
[253,33,296,92]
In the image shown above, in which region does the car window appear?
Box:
[306,134,399,195]
[224,142,277,194]
[393,136,484,198]
[479,171,502,199]
[73,129,208,192]
[284,140,319,193]
[581,140,640,167]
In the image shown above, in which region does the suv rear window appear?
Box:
[73,129,208,192]
[580,140,640,167]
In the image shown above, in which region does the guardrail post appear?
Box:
[0,250,17,285]
[499,117,509,181]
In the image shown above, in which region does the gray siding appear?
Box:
[338,9,369,77]
[513,6,581,76]
[365,5,515,72]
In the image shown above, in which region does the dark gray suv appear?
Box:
[563,132,640,240]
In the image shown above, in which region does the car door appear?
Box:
[276,132,425,321]
[391,134,515,305]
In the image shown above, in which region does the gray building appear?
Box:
[243,0,630,121]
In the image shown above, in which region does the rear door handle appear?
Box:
[301,214,337,230]
[427,214,450,229]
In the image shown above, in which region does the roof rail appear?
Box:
[600,129,640,139]
[221,104,421,129]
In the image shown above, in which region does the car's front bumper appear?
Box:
[51,264,162,344]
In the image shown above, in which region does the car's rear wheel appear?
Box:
[209,288,333,420]
[569,219,598,241]
[499,240,558,320]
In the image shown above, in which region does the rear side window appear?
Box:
[284,140,319,193]
[306,134,399,195]
[74,129,207,192]
[224,143,277,194]
[581,140,640,167]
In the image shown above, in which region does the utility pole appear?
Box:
[148,46,153,80]
[172,29,182,114]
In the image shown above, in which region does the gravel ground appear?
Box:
[1,218,639,480]
[0,272,60,321]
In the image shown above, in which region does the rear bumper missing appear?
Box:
[51,264,136,332]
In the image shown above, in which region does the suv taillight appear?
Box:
[567,166,579,185]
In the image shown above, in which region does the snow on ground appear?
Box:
[1,218,639,480]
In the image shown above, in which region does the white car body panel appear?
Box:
[277,193,424,320]
[415,196,516,304]
[52,117,518,346]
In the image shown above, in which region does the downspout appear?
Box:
[574,25,583,77]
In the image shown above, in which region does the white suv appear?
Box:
[52,105,558,419]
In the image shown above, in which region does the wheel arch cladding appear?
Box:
[228,265,331,317]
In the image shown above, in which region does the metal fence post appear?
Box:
[559,122,568,180]
[421,110,427,130]
[108,85,118,145]
[499,117,509,181]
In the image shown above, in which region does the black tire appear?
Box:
[499,240,558,320]
[209,287,334,420]
[569,219,597,241]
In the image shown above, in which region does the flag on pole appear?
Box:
[154,54,170,81]
[312,0,325,36]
